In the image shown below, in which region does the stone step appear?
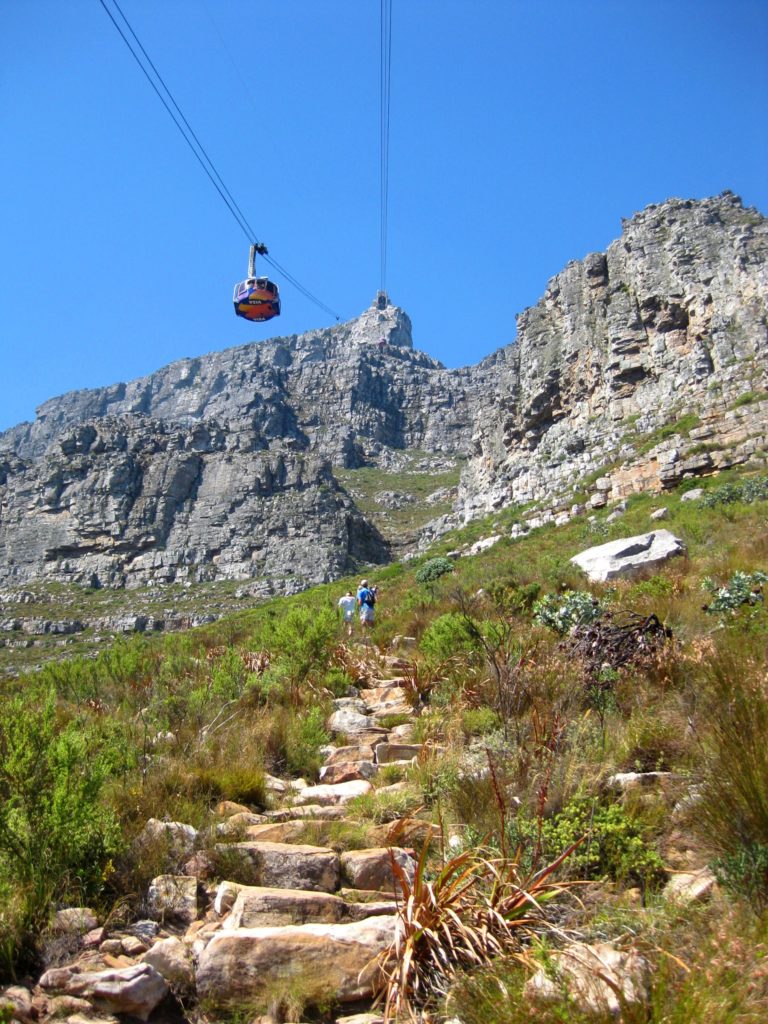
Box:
[242,820,307,843]
[263,804,348,822]
[341,848,416,893]
[327,708,377,734]
[374,742,423,764]
[293,779,373,806]
[319,761,377,785]
[323,744,375,766]
[196,916,396,1011]
[223,884,394,928]
[214,841,339,892]
[361,684,409,704]
[371,706,414,724]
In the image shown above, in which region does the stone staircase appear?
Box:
[28,650,433,1024]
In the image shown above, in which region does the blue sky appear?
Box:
[1,0,767,432]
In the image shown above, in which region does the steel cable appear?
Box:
[96,0,341,320]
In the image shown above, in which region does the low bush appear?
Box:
[533,591,604,635]
[702,570,768,614]
[420,612,481,662]
[0,692,124,977]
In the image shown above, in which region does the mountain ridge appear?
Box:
[1,191,766,589]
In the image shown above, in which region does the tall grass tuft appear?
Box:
[694,635,768,907]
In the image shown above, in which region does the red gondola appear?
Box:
[233,243,281,323]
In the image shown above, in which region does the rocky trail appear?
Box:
[5,648,435,1024]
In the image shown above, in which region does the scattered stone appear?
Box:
[120,935,149,957]
[650,506,669,520]
[0,986,33,1022]
[147,875,198,925]
[216,800,254,817]
[82,927,106,949]
[466,535,502,556]
[319,762,378,784]
[99,940,124,955]
[215,811,268,837]
[525,941,650,1019]
[53,908,99,935]
[680,487,705,502]
[374,742,422,764]
[125,920,160,944]
[39,964,169,1022]
[607,771,678,793]
[141,937,194,993]
[663,867,717,904]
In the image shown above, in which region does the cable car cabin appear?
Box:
[233,276,281,322]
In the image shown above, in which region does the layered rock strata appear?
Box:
[458,191,768,516]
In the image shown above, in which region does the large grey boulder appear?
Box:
[195,916,396,1009]
[571,530,686,582]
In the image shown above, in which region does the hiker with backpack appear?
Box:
[357,579,377,629]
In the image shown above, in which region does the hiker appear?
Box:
[337,590,357,637]
[357,578,377,629]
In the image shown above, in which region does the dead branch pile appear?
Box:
[564,611,672,682]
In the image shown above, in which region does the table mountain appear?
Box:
[1,191,766,589]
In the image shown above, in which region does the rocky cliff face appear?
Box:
[1,192,766,588]
[0,303,490,587]
[456,191,768,518]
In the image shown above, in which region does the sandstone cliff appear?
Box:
[1,192,766,588]
[458,191,768,518]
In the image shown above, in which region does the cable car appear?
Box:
[234,243,281,322]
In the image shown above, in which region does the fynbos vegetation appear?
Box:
[0,469,767,1022]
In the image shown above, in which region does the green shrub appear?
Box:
[420,612,481,661]
[536,794,665,889]
[0,692,123,976]
[258,607,338,693]
[702,570,768,614]
[319,668,354,697]
[285,707,331,779]
[699,475,768,508]
[533,591,604,635]
[461,707,502,738]
[415,557,455,585]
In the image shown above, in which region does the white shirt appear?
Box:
[338,595,356,620]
